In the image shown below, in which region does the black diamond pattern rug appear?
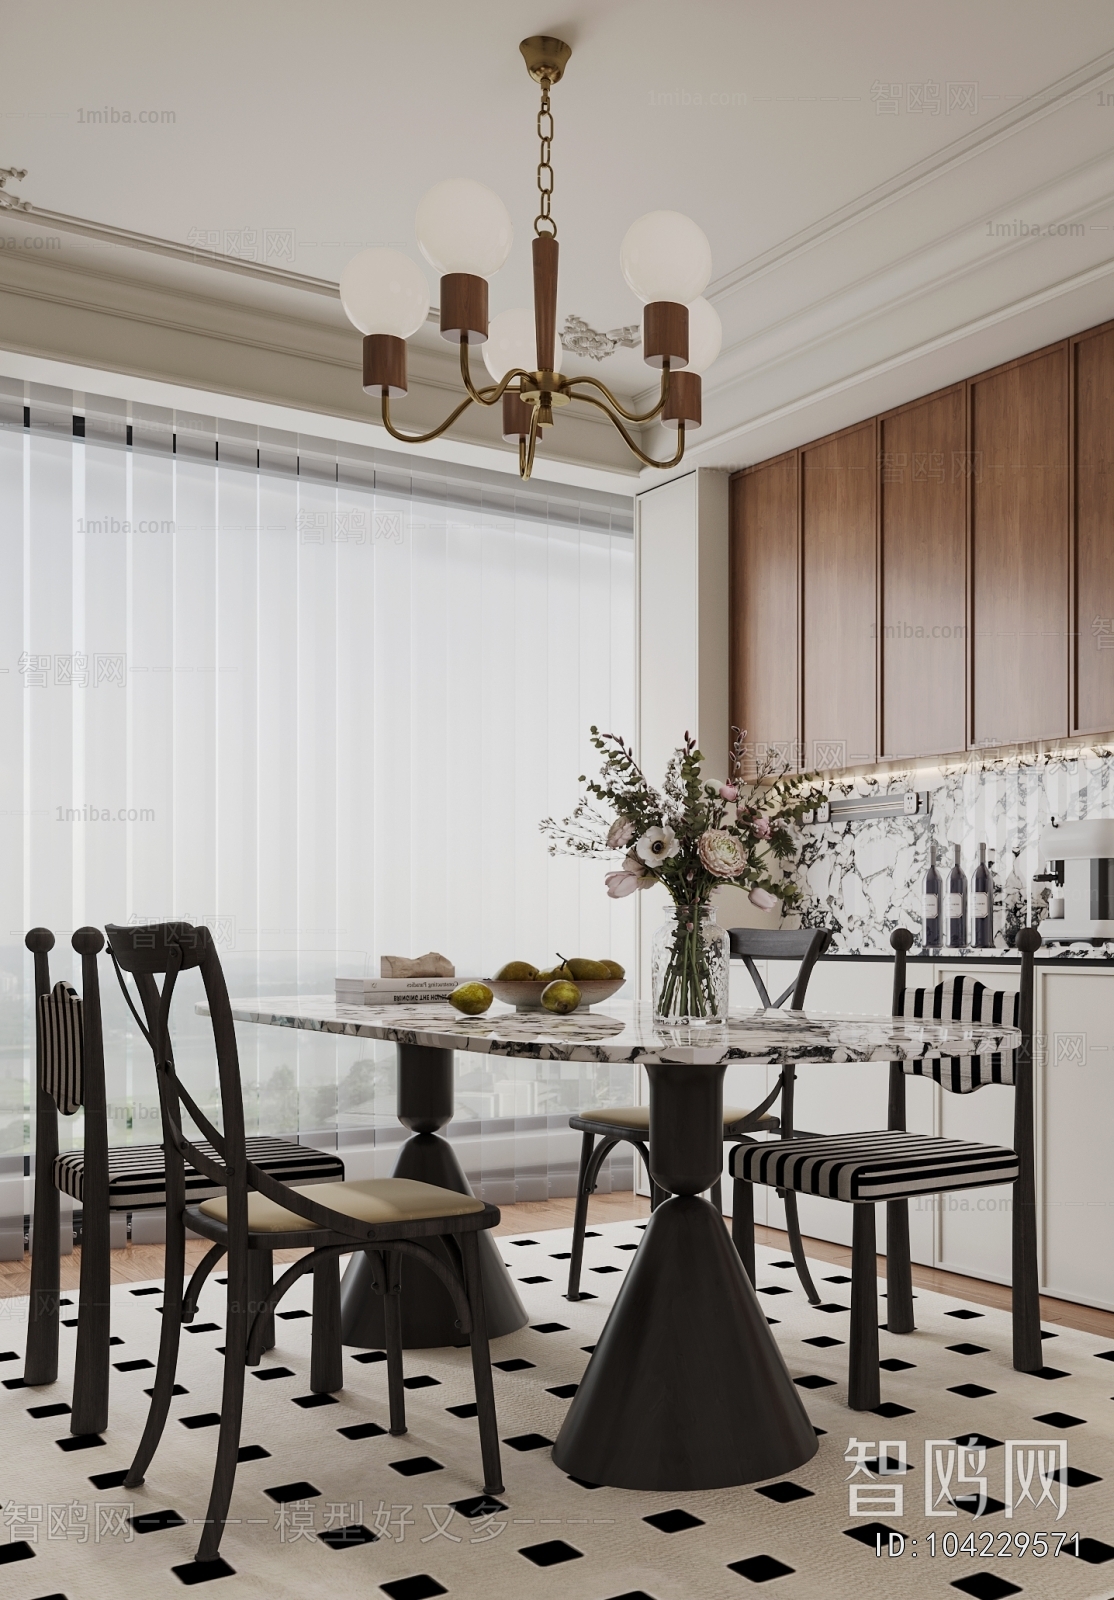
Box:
[0,1221,1111,1599]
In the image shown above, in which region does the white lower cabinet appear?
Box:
[1037,968,1114,1312]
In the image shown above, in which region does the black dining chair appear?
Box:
[23,925,346,1437]
[109,921,504,1565]
[729,926,1042,1410]
[565,926,831,1302]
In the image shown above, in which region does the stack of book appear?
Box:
[335,976,476,1006]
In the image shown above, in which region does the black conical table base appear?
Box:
[552,1194,819,1490]
[339,1132,528,1349]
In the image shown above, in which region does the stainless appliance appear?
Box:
[1035,819,1114,941]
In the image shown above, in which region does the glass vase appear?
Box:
[650,902,730,1024]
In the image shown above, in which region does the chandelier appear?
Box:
[339,37,721,479]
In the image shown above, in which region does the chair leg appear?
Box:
[1012,1176,1042,1373]
[382,1252,407,1437]
[71,1199,112,1436]
[731,1176,756,1285]
[310,1254,344,1395]
[885,1199,915,1334]
[195,1240,249,1564]
[461,1230,505,1496]
[126,1210,187,1488]
[566,1131,596,1301]
[848,1204,880,1412]
[246,1250,275,1356]
[781,1190,821,1306]
[709,1178,723,1215]
[25,1181,60,1387]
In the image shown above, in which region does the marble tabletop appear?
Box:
[207,996,1021,1066]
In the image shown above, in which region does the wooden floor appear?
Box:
[3,1191,1111,1340]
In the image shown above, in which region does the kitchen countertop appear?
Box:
[817,942,1114,965]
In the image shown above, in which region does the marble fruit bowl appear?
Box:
[487,976,625,1012]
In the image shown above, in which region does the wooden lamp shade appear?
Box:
[439,273,489,344]
[362,335,408,397]
[662,370,701,429]
[502,391,533,441]
[643,301,689,369]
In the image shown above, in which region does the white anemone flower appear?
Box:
[634,824,680,867]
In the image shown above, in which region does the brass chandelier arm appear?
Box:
[565,366,671,424]
[380,391,477,445]
[458,340,532,406]
[571,391,687,470]
[520,403,542,479]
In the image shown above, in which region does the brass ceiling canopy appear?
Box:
[339,38,720,477]
[519,35,572,86]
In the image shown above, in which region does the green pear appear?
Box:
[566,957,612,981]
[541,980,581,1014]
[495,960,539,981]
[449,982,493,1016]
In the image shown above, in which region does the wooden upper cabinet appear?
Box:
[970,344,1069,747]
[879,388,967,759]
[802,423,876,769]
[1073,324,1114,734]
[729,454,799,771]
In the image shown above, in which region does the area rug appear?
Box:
[1,1221,1113,1600]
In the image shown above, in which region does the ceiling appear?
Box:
[3,0,1114,482]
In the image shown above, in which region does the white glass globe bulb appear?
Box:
[340,248,430,338]
[482,307,563,380]
[416,179,514,277]
[686,296,723,374]
[620,210,712,305]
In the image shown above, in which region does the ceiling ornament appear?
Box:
[0,168,31,211]
[559,315,641,362]
[339,38,722,478]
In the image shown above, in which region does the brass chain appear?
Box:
[534,81,556,238]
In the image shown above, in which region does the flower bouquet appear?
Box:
[540,727,821,1023]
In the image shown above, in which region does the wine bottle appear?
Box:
[922,840,941,947]
[946,844,968,948]
[972,843,994,948]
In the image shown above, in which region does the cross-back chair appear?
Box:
[108,921,505,1565]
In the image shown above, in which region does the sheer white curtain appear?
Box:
[0,380,636,1252]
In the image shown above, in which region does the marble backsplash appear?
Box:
[789,743,1114,954]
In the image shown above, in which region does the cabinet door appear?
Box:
[880,389,966,758]
[730,456,799,773]
[802,424,877,769]
[1039,971,1114,1310]
[970,345,1069,746]
[1073,325,1114,734]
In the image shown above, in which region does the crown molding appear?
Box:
[706,45,1114,304]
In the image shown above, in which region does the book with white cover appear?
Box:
[335,977,481,1003]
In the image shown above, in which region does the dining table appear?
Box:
[209,994,1021,1491]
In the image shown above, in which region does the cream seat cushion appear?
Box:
[197,1177,484,1234]
[583,1105,761,1131]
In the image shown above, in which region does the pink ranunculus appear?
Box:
[751,815,771,840]
[697,828,747,879]
[607,816,635,851]
[718,783,738,802]
[748,886,778,912]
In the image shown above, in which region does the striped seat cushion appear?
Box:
[896,974,1019,1093]
[52,1136,345,1210]
[38,981,84,1114]
[733,1130,1019,1203]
